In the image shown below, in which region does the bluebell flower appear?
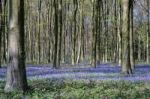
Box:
[0,64,150,81]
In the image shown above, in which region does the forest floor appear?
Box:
[0,63,150,81]
[1,64,150,98]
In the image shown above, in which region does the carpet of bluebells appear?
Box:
[1,64,150,98]
[0,63,150,81]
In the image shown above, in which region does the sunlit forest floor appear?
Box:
[1,64,150,98]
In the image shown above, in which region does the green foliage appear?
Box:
[1,79,150,98]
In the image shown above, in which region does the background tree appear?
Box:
[147,0,150,63]
[122,0,132,74]
[0,0,149,74]
[53,0,59,68]
[0,0,2,68]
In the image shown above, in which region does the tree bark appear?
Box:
[53,0,59,68]
[5,0,28,92]
[0,0,2,67]
[129,0,134,69]
[122,0,132,74]
[147,0,150,63]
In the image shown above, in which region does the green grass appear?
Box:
[0,79,150,99]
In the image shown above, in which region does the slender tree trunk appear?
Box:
[72,0,78,65]
[38,0,41,64]
[58,0,63,66]
[92,0,97,67]
[47,1,51,63]
[129,0,134,69]
[118,1,122,66]
[97,0,102,64]
[53,0,59,68]
[138,35,141,61]
[76,2,82,63]
[114,0,118,63]
[0,0,2,67]
[147,0,150,63]
[104,0,108,63]
[122,0,132,74]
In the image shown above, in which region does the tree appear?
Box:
[53,0,59,68]
[91,0,97,67]
[129,0,135,69]
[38,0,41,64]
[118,0,122,66]
[147,0,150,63]
[58,0,63,66]
[0,0,2,68]
[71,0,78,65]
[122,0,132,74]
[0,0,6,67]
[5,0,28,92]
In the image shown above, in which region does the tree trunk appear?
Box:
[118,1,122,66]
[5,0,28,92]
[122,0,132,74]
[38,0,41,64]
[58,0,63,66]
[92,0,97,67]
[72,0,78,65]
[129,0,134,69]
[53,0,59,68]
[138,35,141,61]
[0,0,2,67]
[147,0,150,63]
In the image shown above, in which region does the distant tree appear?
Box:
[38,0,41,64]
[5,0,28,92]
[0,0,2,68]
[71,0,78,65]
[146,0,150,63]
[118,0,122,66]
[0,0,7,67]
[53,0,59,68]
[58,0,63,66]
[0,0,148,69]
[91,0,96,67]
[129,0,135,69]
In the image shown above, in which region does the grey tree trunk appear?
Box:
[122,0,132,74]
[5,0,28,92]
[147,0,150,63]
[53,0,59,68]
[0,0,2,68]
[129,0,134,69]
[38,0,41,64]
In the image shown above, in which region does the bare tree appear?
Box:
[5,0,28,92]
[122,0,132,74]
[147,0,150,63]
[0,0,2,68]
